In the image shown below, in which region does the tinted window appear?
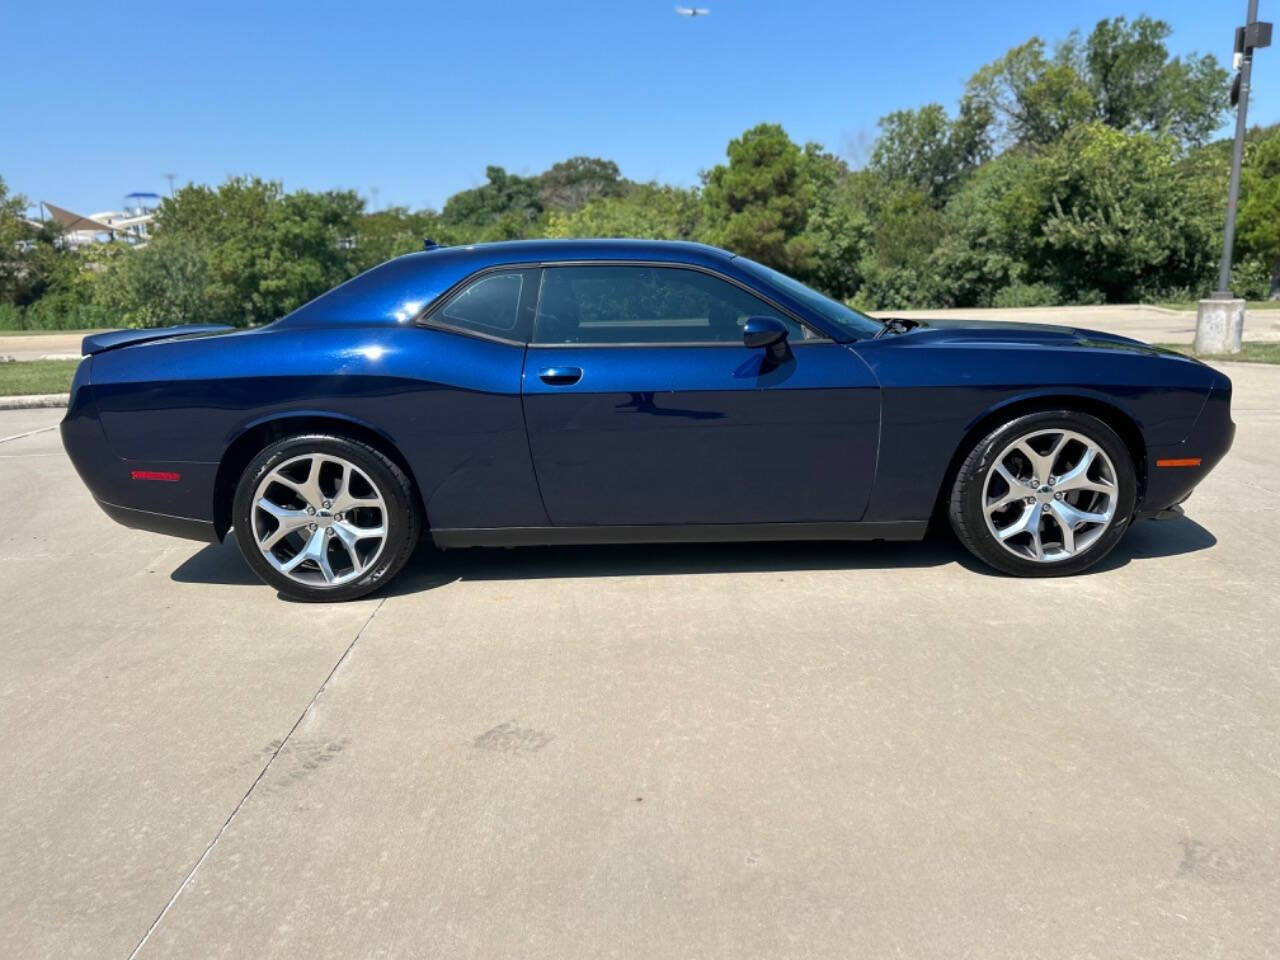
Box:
[532,265,815,345]
[736,257,882,340]
[434,272,524,336]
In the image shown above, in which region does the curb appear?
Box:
[0,393,69,410]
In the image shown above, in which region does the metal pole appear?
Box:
[1215,0,1260,297]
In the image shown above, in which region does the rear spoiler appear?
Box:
[81,324,234,357]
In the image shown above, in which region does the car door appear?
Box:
[520,263,880,527]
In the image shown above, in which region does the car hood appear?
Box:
[881,317,1167,355]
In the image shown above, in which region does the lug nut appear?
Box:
[335,513,344,521]
[1054,492,1063,500]
[326,528,333,537]
[1048,476,1057,486]
[322,500,331,508]
[1025,496,1036,505]
[307,506,315,515]
[308,522,317,531]
[1030,477,1039,487]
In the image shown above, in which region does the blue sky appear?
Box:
[2,1,1275,215]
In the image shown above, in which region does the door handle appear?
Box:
[538,366,582,386]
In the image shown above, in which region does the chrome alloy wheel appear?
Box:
[982,428,1118,564]
[251,453,388,588]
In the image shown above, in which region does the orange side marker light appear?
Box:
[1155,458,1202,468]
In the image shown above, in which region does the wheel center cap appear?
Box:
[315,510,335,527]
[1036,486,1054,502]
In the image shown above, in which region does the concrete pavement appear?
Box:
[1,364,1278,959]
[0,332,91,362]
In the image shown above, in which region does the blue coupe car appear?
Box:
[61,239,1234,600]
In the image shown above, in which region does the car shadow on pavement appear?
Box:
[1090,514,1218,573]
[169,515,1218,597]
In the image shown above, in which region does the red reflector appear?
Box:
[130,470,181,482]
[1155,458,1202,468]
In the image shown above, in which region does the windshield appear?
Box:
[736,258,882,340]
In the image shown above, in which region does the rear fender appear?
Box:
[212,410,419,540]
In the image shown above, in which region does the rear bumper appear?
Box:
[1137,377,1235,519]
[61,369,219,543]
[95,499,219,542]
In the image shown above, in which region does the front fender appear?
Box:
[853,340,1214,524]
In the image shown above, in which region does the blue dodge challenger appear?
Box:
[61,239,1234,601]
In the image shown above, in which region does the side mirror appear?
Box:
[743,316,789,349]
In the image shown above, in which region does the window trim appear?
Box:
[414,258,830,348]
[415,264,540,346]
[529,260,829,348]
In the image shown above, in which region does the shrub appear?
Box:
[992,281,1062,308]
[1230,257,1273,301]
[21,297,120,331]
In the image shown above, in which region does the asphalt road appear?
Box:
[1,363,1277,959]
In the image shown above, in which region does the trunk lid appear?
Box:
[81,324,234,357]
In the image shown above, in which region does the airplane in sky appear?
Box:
[675,6,710,17]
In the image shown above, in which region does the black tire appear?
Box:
[232,434,420,601]
[948,410,1137,577]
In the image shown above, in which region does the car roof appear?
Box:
[401,238,736,271]
[275,239,744,328]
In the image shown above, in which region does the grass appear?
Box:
[0,359,80,396]
[1154,342,1280,364]
[1156,299,1280,312]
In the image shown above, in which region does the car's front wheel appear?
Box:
[232,434,419,601]
[948,410,1137,577]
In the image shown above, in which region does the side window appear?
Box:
[532,266,815,345]
[430,271,526,339]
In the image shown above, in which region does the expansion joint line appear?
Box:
[125,597,387,959]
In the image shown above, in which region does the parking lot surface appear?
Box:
[2,363,1278,959]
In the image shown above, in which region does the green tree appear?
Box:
[545,183,702,240]
[1081,16,1228,145]
[1236,133,1280,298]
[351,206,444,270]
[869,101,991,206]
[0,179,109,325]
[701,124,816,274]
[0,176,29,305]
[966,17,1227,150]
[96,233,212,328]
[139,177,363,327]
[965,38,1095,148]
[853,183,946,309]
[798,151,871,300]
[439,166,542,236]
[928,150,1042,306]
[1025,123,1220,301]
[536,157,628,211]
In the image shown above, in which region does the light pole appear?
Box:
[1196,1,1272,354]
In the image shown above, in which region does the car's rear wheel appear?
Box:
[948,410,1137,577]
[232,434,419,601]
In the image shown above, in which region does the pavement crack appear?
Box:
[124,597,387,960]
